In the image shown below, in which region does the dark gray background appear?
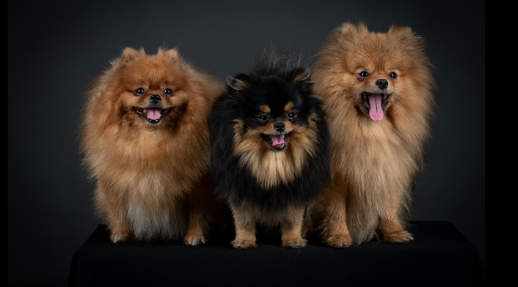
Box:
[8,0,485,286]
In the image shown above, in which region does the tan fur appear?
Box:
[259,105,271,113]
[310,23,435,245]
[232,112,320,190]
[284,101,294,111]
[230,200,307,249]
[80,47,224,244]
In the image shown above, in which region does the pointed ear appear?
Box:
[337,22,368,39]
[119,47,144,64]
[338,21,364,35]
[159,48,182,62]
[338,22,355,34]
[389,26,419,40]
[226,74,250,91]
[291,68,311,84]
[388,25,415,37]
[389,26,425,47]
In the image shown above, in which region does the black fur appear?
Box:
[209,47,331,215]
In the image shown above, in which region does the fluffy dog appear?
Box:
[80,47,224,245]
[310,23,435,246]
[209,48,331,249]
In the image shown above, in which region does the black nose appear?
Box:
[274,122,285,132]
[376,79,388,90]
[150,94,161,104]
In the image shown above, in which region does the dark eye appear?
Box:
[257,114,269,123]
[134,87,146,96]
[389,72,397,79]
[286,111,297,121]
[164,88,173,95]
[359,71,369,78]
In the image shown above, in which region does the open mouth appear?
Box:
[261,132,292,151]
[361,92,390,121]
[134,107,171,124]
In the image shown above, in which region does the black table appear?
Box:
[69,221,484,287]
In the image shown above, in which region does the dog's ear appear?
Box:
[338,22,355,34]
[158,48,182,63]
[338,22,364,35]
[226,73,250,92]
[118,47,145,65]
[337,22,368,39]
[388,26,415,38]
[388,25,426,50]
[291,68,311,84]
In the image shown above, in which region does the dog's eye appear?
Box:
[389,72,397,79]
[257,114,270,123]
[164,88,173,95]
[359,71,369,78]
[286,111,297,121]
[134,87,146,96]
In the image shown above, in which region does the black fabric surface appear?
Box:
[68,221,484,287]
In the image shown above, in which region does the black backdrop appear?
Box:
[8,0,485,286]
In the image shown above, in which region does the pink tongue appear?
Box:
[271,134,286,147]
[368,94,384,121]
[146,108,162,120]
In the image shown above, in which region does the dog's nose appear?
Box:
[376,79,388,90]
[274,122,285,132]
[150,94,161,104]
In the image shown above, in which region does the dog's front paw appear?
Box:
[382,230,414,243]
[325,234,352,248]
[231,238,257,249]
[110,230,131,243]
[184,233,206,246]
[282,237,307,248]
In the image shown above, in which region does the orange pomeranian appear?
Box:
[80,47,224,245]
[310,23,435,247]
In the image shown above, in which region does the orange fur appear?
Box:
[80,47,224,244]
[310,23,435,245]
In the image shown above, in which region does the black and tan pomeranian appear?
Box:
[209,48,331,249]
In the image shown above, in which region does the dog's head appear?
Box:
[221,67,328,188]
[227,68,316,153]
[101,47,198,129]
[314,22,435,122]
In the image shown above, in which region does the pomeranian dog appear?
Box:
[209,48,331,249]
[80,47,224,245]
[310,22,435,247]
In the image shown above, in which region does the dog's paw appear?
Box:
[110,231,131,243]
[282,237,307,248]
[231,238,257,249]
[325,234,352,248]
[184,233,206,246]
[382,230,414,243]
